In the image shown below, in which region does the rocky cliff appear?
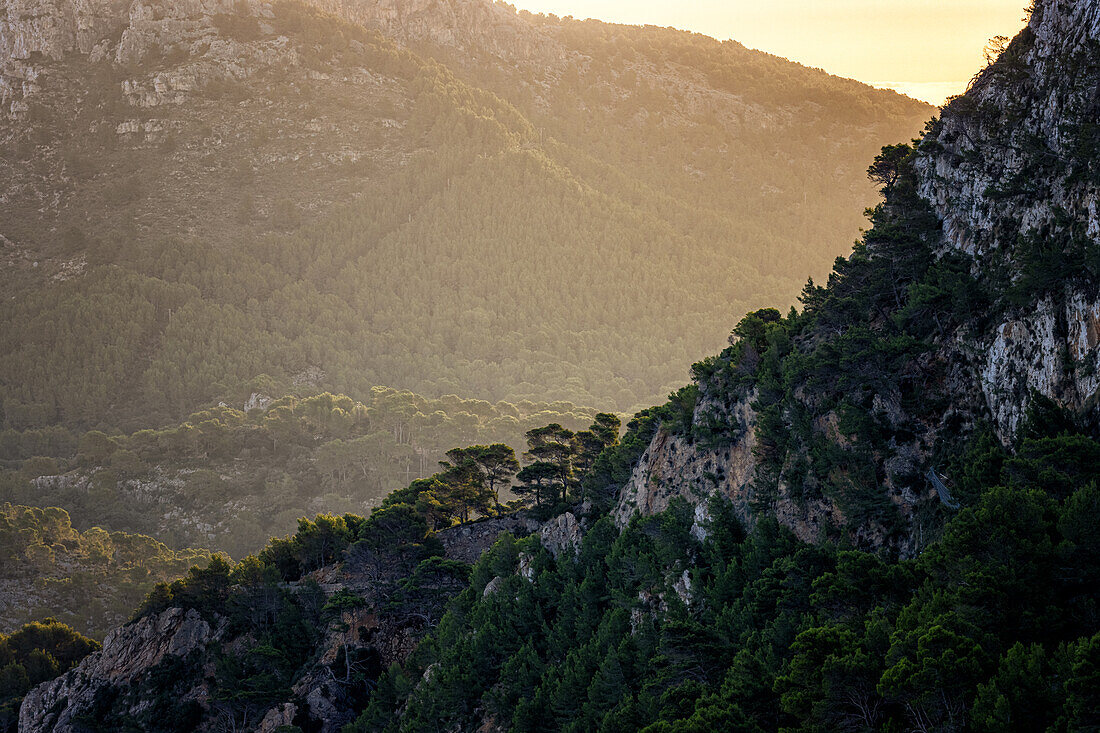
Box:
[918,0,1100,440]
[0,0,122,110]
[17,514,531,732]
[1,0,274,112]
[616,0,1100,554]
[19,607,221,732]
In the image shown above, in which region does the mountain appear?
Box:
[614,0,1100,555]
[0,0,930,432]
[15,1,1100,732]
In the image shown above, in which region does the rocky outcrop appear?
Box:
[0,0,124,110]
[614,392,848,547]
[0,0,111,110]
[1,0,298,112]
[538,510,582,559]
[917,0,1100,438]
[19,607,220,732]
[271,608,421,732]
[244,391,274,411]
[303,0,566,67]
[614,393,761,529]
[438,513,539,563]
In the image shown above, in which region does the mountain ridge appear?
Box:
[14,2,1100,731]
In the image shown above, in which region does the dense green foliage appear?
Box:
[0,619,98,732]
[70,412,634,728]
[0,504,210,637]
[0,0,928,433]
[116,502,452,728]
[349,404,1100,732]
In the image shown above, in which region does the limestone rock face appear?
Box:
[614,391,774,533]
[917,0,1100,439]
[614,390,849,548]
[0,0,120,109]
[439,514,539,564]
[0,0,297,112]
[614,394,758,530]
[0,0,121,62]
[538,511,582,559]
[19,608,219,732]
[257,703,299,732]
[245,391,273,412]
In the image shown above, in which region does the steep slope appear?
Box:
[918,0,1100,439]
[17,3,1100,732]
[614,0,1100,556]
[0,0,931,429]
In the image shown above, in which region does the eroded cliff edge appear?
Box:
[617,0,1100,555]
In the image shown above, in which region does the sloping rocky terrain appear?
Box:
[615,0,1100,556]
[18,513,535,732]
[15,3,1100,730]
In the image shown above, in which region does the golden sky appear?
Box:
[509,0,1029,104]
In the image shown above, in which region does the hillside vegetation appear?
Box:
[0,387,602,556]
[0,504,210,637]
[13,1,1100,730]
[0,0,930,432]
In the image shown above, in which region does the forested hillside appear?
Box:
[0,504,211,637]
[0,387,600,556]
[0,0,930,432]
[18,2,1100,729]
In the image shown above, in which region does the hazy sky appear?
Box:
[509,0,1029,104]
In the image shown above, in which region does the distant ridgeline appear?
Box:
[0,0,929,429]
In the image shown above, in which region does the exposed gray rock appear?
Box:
[19,607,220,732]
[1,0,298,112]
[689,501,711,542]
[614,393,761,530]
[257,702,298,733]
[245,391,274,411]
[438,513,538,564]
[538,510,582,560]
[917,0,1100,438]
[670,569,693,608]
[482,574,504,597]
[517,551,536,581]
